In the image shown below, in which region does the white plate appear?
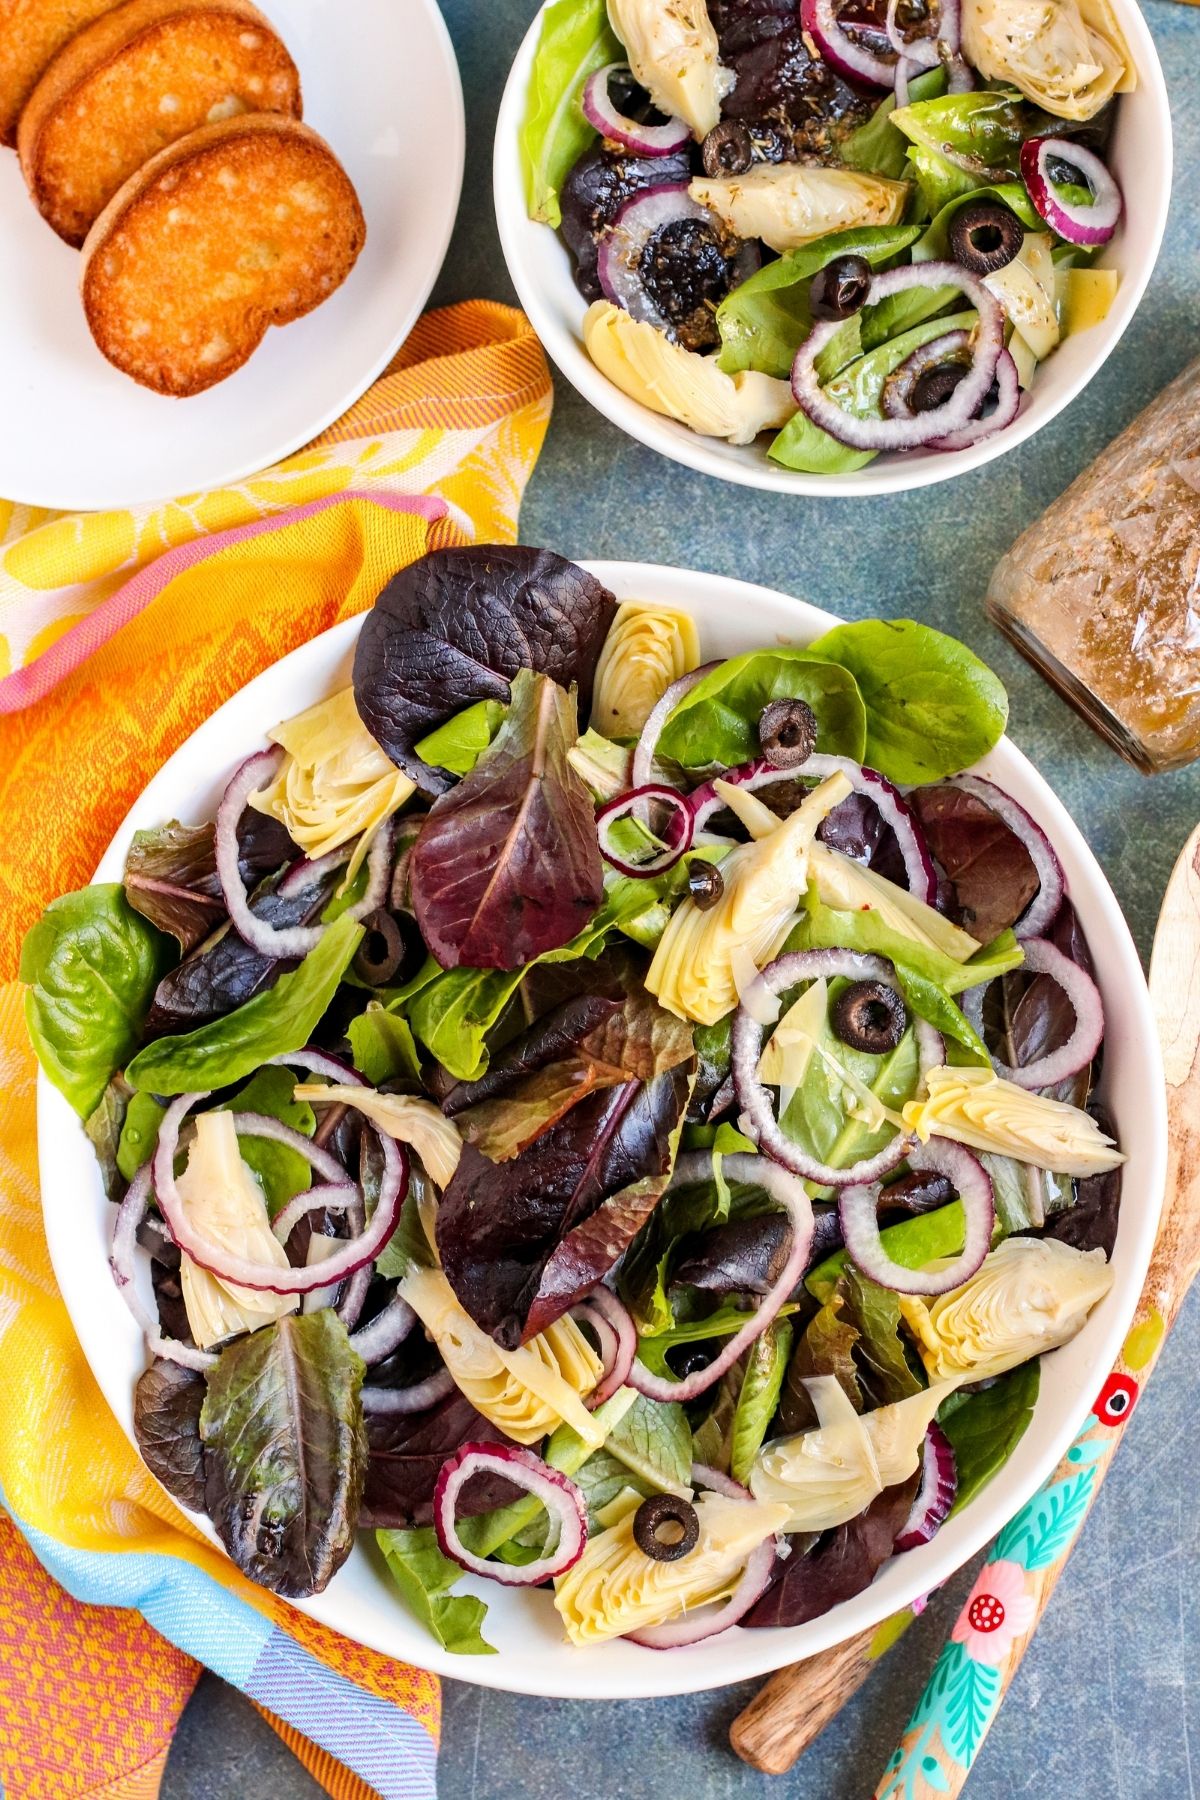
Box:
[493,0,1171,496]
[40,562,1166,1698]
[0,0,464,512]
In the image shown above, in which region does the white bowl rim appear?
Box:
[38,560,1167,1697]
[492,3,1172,496]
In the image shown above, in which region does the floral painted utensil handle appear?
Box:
[877,823,1200,1800]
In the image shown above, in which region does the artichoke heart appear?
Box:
[903,1065,1126,1176]
[250,686,415,880]
[690,166,910,255]
[899,1235,1114,1384]
[293,1085,462,1187]
[750,1374,957,1532]
[553,1489,790,1645]
[647,771,851,1023]
[584,302,796,446]
[810,842,981,962]
[758,976,829,1087]
[607,0,734,137]
[961,0,1135,119]
[399,1267,604,1447]
[985,233,1060,362]
[591,600,702,740]
[177,1110,299,1350]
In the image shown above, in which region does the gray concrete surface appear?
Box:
[163,1,1200,1793]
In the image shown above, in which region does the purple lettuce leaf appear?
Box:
[909,783,1040,944]
[409,671,604,972]
[133,1359,207,1512]
[742,1470,921,1629]
[671,1213,793,1297]
[361,1389,512,1530]
[352,546,616,795]
[124,812,296,952]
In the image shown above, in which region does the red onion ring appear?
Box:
[838,1136,994,1295]
[691,1462,752,1499]
[882,330,1021,449]
[598,186,760,334]
[928,349,1020,450]
[346,1290,417,1361]
[893,54,916,106]
[885,0,945,69]
[895,1421,957,1550]
[733,950,919,1187]
[625,1535,778,1648]
[981,937,1105,1090]
[596,783,695,877]
[109,1163,220,1372]
[362,1367,455,1415]
[277,845,352,899]
[266,1047,365,1086]
[631,661,718,795]
[1020,136,1122,247]
[940,774,1065,939]
[153,1092,407,1295]
[271,1182,361,1246]
[433,1443,588,1586]
[687,756,938,905]
[215,748,396,958]
[801,0,896,86]
[791,263,1004,452]
[628,1151,813,1404]
[581,63,690,155]
[573,1286,637,1407]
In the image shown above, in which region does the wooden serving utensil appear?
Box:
[732,824,1200,1783]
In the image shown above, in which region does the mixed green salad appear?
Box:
[519,0,1133,471]
[24,546,1125,1653]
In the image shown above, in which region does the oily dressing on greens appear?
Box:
[24,544,1125,1653]
[518,0,1135,474]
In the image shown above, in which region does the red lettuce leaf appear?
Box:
[1044,1104,1121,1260]
[671,1213,793,1297]
[410,671,604,972]
[352,546,616,795]
[440,994,621,1115]
[133,1359,207,1512]
[909,783,1039,943]
[742,1470,920,1629]
[362,1389,513,1530]
[124,813,296,951]
[777,1290,862,1433]
[437,1059,694,1348]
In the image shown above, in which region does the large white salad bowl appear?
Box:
[493,2,1171,496]
[40,562,1166,1697]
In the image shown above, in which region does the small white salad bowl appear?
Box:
[41,564,1166,1697]
[494,1,1171,496]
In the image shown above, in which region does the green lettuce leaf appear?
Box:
[938,1358,1040,1512]
[779,1289,862,1431]
[125,914,362,1095]
[607,1392,693,1494]
[655,648,868,771]
[913,182,1041,262]
[730,1317,793,1484]
[889,88,1029,177]
[716,225,922,379]
[840,1267,923,1406]
[117,1091,167,1182]
[414,700,505,777]
[840,67,947,177]
[217,1067,316,1216]
[790,894,1023,1001]
[21,884,174,1119]
[85,1076,132,1200]
[807,1200,966,1303]
[519,0,619,227]
[802,619,1007,788]
[377,1527,496,1655]
[348,1001,422,1086]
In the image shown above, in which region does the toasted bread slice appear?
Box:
[0,0,127,146]
[80,115,366,396]
[19,0,302,246]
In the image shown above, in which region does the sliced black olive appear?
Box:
[759,697,818,768]
[353,908,406,986]
[947,201,1024,275]
[911,362,969,413]
[809,254,872,322]
[702,119,754,177]
[877,1170,957,1219]
[633,1494,700,1562]
[688,861,725,910]
[832,979,908,1053]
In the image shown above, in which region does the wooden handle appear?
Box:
[730,1621,903,1773]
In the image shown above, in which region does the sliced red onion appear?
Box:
[1020,136,1122,247]
[893,54,916,107]
[915,1016,946,1083]
[895,1421,957,1550]
[882,331,1021,451]
[277,845,352,899]
[625,1535,777,1648]
[691,1462,753,1500]
[581,63,690,155]
[362,1367,455,1414]
[266,1047,364,1086]
[628,1152,813,1404]
[227,1112,348,1186]
[631,661,717,795]
[573,1286,637,1407]
[598,187,760,335]
[348,1290,418,1364]
[885,0,941,69]
[153,1092,407,1295]
[792,263,1004,452]
[940,774,1065,939]
[928,349,1020,450]
[733,951,918,1186]
[688,756,937,906]
[596,784,694,877]
[882,328,971,419]
[988,937,1105,1090]
[215,748,396,958]
[334,1251,372,1333]
[838,1137,994,1295]
[109,1163,219,1372]
[271,1181,360,1247]
[433,1443,588,1586]
[801,0,895,86]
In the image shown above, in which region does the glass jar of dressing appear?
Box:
[987,356,1200,774]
